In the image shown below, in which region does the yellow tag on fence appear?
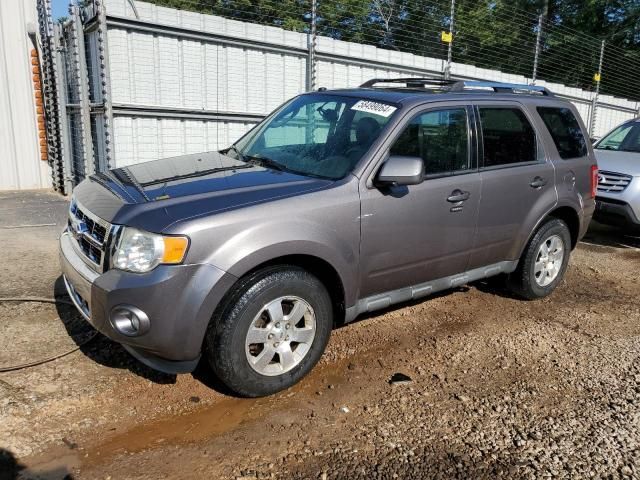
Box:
[594,73,601,82]
[441,31,453,43]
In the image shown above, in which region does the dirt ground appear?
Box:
[1,189,639,480]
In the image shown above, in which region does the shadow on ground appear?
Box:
[52,276,177,385]
[52,275,248,396]
[0,448,72,480]
[582,221,640,249]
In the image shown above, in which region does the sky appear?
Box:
[51,0,69,19]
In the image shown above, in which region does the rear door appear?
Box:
[536,105,595,230]
[359,104,481,298]
[468,101,557,270]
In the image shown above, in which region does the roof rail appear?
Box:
[360,77,554,96]
[360,77,455,89]
[450,80,554,96]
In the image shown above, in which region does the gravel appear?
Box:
[1,191,639,480]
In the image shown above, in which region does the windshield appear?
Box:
[596,121,640,153]
[231,94,398,179]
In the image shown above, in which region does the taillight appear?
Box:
[591,165,598,198]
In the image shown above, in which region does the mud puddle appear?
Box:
[85,396,257,463]
[25,356,354,474]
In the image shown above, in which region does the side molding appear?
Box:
[344,260,518,323]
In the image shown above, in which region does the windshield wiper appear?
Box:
[225,147,286,172]
[244,155,286,172]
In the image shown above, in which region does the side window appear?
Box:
[478,107,536,167]
[390,108,470,176]
[537,107,587,159]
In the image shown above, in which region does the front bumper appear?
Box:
[59,231,237,374]
[594,196,640,230]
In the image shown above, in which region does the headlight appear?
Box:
[111,227,189,273]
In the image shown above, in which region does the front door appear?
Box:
[359,106,481,298]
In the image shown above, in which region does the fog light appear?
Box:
[110,305,150,337]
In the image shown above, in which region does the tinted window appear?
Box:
[390,108,470,175]
[537,107,587,159]
[479,107,536,167]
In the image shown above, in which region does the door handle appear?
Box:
[530,176,547,188]
[447,189,471,203]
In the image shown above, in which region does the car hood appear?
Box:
[594,149,640,176]
[72,151,334,232]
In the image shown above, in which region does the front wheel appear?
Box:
[507,218,572,300]
[205,266,333,397]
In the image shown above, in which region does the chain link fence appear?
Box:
[37,0,640,191]
[151,0,640,102]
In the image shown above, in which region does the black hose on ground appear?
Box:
[0,297,97,372]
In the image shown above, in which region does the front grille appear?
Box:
[68,200,113,272]
[70,202,107,244]
[597,171,632,193]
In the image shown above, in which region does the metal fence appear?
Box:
[37,0,640,193]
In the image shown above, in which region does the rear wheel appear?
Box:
[508,218,572,299]
[205,266,332,397]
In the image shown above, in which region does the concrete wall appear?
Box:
[0,0,51,190]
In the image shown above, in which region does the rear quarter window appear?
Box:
[537,107,587,159]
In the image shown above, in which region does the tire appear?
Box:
[507,218,572,300]
[205,266,333,397]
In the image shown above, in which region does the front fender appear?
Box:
[207,220,360,307]
[177,179,362,308]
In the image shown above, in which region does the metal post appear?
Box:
[37,0,67,192]
[306,0,317,91]
[53,25,73,194]
[443,0,455,80]
[94,0,115,170]
[531,14,543,84]
[71,5,95,177]
[589,40,605,138]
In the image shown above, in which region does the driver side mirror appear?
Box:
[376,155,424,186]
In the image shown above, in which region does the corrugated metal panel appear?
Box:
[112,116,254,167]
[594,106,636,138]
[0,0,50,190]
[572,102,592,132]
[107,28,306,113]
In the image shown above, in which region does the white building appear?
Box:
[0,0,51,190]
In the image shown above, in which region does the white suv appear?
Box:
[593,119,640,232]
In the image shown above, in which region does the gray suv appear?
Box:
[60,79,597,397]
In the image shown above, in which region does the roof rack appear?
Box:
[360,77,554,96]
[450,80,554,96]
[360,78,455,89]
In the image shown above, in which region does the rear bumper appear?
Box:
[59,230,238,374]
[594,197,640,229]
